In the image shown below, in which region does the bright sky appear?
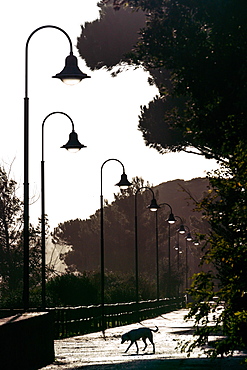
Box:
[1,1,219,230]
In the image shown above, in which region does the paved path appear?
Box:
[40,309,246,369]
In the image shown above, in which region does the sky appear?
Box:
[1,1,219,231]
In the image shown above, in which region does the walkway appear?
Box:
[40,309,246,369]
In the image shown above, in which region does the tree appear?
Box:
[94,0,247,359]
[183,148,247,357]
[77,4,145,70]
[46,272,99,307]
[131,0,247,163]
[82,1,247,164]
[0,165,23,299]
[0,165,43,308]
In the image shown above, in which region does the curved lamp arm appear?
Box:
[175,215,186,234]
[159,202,176,223]
[41,111,86,160]
[100,158,131,196]
[25,25,74,96]
[184,225,193,241]
[135,186,159,212]
[42,111,73,160]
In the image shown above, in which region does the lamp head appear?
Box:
[178,224,186,234]
[115,173,132,189]
[186,232,193,241]
[167,212,176,224]
[61,130,86,152]
[147,198,160,212]
[52,53,90,85]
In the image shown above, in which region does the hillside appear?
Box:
[154,177,209,220]
[55,177,210,289]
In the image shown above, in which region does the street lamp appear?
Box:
[193,239,200,246]
[135,187,159,308]
[156,203,176,298]
[41,111,86,308]
[175,215,186,234]
[100,159,132,333]
[23,25,90,310]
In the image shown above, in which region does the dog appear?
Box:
[121,326,158,354]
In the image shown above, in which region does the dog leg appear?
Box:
[135,341,139,354]
[125,342,133,353]
[152,342,155,353]
[142,338,147,351]
[148,337,155,353]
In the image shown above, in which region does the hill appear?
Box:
[154,177,209,221]
[55,176,209,274]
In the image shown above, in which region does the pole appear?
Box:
[100,192,105,333]
[41,159,46,308]
[168,222,171,296]
[155,212,159,301]
[185,239,188,291]
[23,96,29,310]
[134,186,158,318]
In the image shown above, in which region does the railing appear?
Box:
[48,296,184,339]
[0,297,184,339]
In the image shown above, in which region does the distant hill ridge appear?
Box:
[153,177,209,221]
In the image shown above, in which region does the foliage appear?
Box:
[46,272,99,307]
[183,146,247,357]
[77,4,145,71]
[0,165,45,308]
[45,270,158,306]
[104,271,136,303]
[131,0,247,162]
[0,166,23,297]
[92,1,247,165]
[138,94,185,154]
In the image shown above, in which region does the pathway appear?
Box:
[40,309,246,369]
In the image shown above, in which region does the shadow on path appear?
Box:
[54,357,247,370]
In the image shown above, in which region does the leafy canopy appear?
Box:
[96,1,247,163]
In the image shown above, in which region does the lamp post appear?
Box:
[174,216,186,295]
[174,230,180,295]
[23,25,90,310]
[100,159,132,333]
[156,203,176,298]
[134,187,159,307]
[41,111,86,309]
[174,230,180,271]
[184,225,192,293]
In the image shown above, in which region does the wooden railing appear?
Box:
[48,296,184,339]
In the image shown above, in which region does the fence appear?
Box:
[48,296,184,339]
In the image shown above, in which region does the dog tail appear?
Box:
[151,326,159,332]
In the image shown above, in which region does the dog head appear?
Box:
[121,333,129,344]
